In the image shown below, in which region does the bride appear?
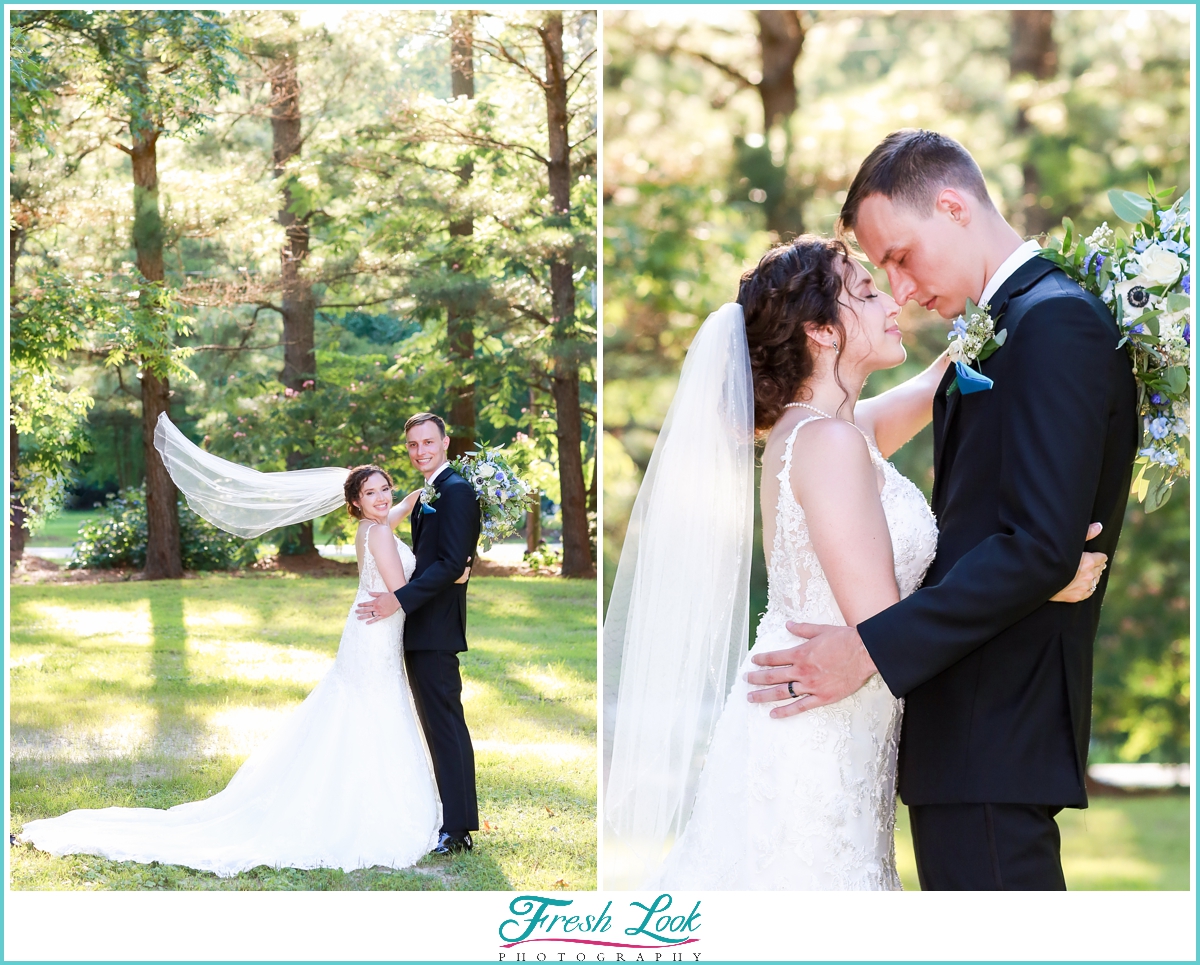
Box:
[603,236,1107,889]
[16,420,468,876]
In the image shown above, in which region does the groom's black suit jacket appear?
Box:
[394,467,481,651]
[859,257,1138,808]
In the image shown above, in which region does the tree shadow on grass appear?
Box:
[148,589,201,749]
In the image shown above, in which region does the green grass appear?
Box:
[894,795,1191,889]
[24,510,96,547]
[9,574,596,891]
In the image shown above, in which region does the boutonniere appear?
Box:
[420,481,439,514]
[946,298,1006,396]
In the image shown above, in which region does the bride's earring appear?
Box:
[832,340,839,353]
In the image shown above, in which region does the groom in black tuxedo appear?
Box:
[747,130,1138,889]
[357,412,481,855]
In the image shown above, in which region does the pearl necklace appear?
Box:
[784,401,835,419]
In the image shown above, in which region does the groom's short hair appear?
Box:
[838,129,993,234]
[405,412,446,437]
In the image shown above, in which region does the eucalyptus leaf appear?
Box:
[1145,475,1173,512]
[1164,366,1188,395]
[1134,309,1162,336]
[1166,293,1190,313]
[1109,189,1153,224]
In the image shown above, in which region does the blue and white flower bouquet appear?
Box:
[423,445,533,551]
[1040,179,1191,511]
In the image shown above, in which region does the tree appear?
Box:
[259,23,320,555]
[1010,10,1059,237]
[629,11,809,234]
[468,12,597,578]
[446,11,479,459]
[16,11,240,578]
[9,275,97,564]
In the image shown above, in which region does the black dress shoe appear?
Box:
[431,831,473,855]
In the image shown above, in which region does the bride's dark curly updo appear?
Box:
[344,464,394,519]
[737,235,852,431]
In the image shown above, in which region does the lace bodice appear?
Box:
[356,523,417,601]
[758,415,938,644]
[652,413,938,891]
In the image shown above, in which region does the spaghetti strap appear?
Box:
[778,414,827,483]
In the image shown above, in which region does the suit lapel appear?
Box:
[933,255,1061,501]
[413,466,451,549]
[931,363,958,508]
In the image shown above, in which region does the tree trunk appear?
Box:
[755,11,803,129]
[526,490,542,554]
[447,12,477,459]
[754,10,806,235]
[1010,10,1058,237]
[131,126,183,580]
[10,421,26,567]
[141,369,182,578]
[271,45,319,556]
[9,224,26,566]
[541,13,595,579]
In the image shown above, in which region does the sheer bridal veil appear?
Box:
[603,303,755,888]
[153,413,349,538]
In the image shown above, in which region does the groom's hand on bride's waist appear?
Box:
[356,590,401,624]
[745,623,878,719]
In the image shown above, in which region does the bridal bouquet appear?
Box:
[423,446,533,551]
[1040,179,1191,511]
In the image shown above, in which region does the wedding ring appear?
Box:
[787,681,799,699]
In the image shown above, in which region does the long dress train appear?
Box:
[18,525,441,876]
[652,415,938,890]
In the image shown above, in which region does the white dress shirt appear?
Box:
[979,239,1041,309]
[425,460,452,486]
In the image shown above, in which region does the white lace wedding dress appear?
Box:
[652,415,938,890]
[18,524,441,877]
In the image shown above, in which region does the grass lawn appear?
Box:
[24,510,96,547]
[894,794,1191,890]
[8,574,596,891]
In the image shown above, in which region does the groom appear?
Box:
[357,412,481,855]
[748,130,1138,889]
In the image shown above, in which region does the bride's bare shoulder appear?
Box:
[788,418,875,485]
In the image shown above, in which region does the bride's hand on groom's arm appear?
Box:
[745,624,878,719]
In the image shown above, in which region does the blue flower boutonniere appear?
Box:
[947,298,1006,396]
[420,481,439,514]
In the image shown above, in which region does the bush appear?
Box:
[69,486,258,571]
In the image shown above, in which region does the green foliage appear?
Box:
[9,271,105,528]
[10,11,596,570]
[91,269,198,382]
[13,10,241,140]
[69,486,258,571]
[9,27,62,154]
[1091,484,1190,763]
[207,347,435,481]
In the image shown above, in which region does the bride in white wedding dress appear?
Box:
[604,237,1107,890]
[18,460,453,876]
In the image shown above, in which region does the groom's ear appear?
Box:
[934,187,973,227]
